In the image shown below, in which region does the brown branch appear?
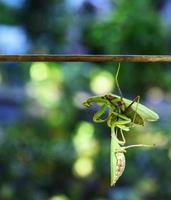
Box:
[0,54,171,62]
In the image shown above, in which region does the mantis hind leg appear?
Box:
[124,95,141,126]
[132,96,140,124]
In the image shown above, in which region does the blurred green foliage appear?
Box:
[84,0,166,54]
[83,0,168,95]
[0,0,171,200]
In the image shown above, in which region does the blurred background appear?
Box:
[0,0,171,199]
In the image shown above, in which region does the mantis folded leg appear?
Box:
[107,111,132,131]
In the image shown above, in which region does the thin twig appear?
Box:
[0,54,171,62]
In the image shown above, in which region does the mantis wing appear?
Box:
[123,98,159,122]
[114,95,159,122]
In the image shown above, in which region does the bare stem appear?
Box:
[0,55,171,62]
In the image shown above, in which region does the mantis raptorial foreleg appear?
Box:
[108,111,132,131]
[93,104,108,123]
[93,104,113,123]
[108,112,132,146]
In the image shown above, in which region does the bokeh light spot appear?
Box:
[73,122,99,156]
[26,81,61,108]
[90,71,114,95]
[28,63,63,108]
[49,195,69,200]
[30,62,49,81]
[77,121,94,136]
[73,92,90,108]
[146,87,164,103]
[73,157,94,178]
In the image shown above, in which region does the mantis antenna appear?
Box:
[115,63,123,100]
[115,64,140,126]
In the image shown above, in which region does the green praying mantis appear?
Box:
[109,118,156,186]
[83,64,159,186]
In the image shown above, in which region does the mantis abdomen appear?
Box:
[111,130,126,186]
[112,152,125,185]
